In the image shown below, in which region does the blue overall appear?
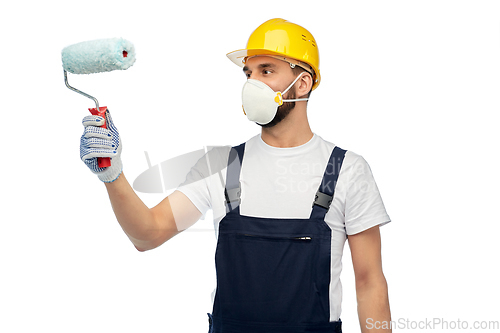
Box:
[208,143,346,333]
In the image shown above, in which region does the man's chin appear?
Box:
[259,103,296,128]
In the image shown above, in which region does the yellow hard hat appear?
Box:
[227,18,321,90]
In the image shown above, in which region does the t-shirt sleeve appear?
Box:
[343,155,391,235]
[175,162,212,220]
[175,146,231,220]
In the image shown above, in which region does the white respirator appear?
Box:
[241,72,308,125]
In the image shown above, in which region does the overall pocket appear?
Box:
[214,230,329,324]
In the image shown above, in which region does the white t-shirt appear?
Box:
[177,133,391,321]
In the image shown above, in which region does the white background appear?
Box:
[1,0,499,332]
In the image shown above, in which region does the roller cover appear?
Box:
[62,38,136,74]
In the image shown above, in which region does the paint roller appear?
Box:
[62,38,136,168]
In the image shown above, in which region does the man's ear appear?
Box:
[297,72,313,98]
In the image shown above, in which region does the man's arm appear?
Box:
[80,111,203,251]
[105,173,201,251]
[348,225,391,333]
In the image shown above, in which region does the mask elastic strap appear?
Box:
[281,72,309,102]
[283,97,309,102]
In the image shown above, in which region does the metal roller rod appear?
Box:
[64,70,100,110]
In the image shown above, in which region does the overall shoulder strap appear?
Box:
[224,143,245,213]
[310,146,347,220]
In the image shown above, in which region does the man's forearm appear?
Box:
[104,172,159,245]
[356,276,392,333]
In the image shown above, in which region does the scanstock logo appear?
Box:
[133,146,238,194]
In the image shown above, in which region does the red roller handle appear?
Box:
[88,106,112,168]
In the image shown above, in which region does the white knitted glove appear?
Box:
[80,110,123,182]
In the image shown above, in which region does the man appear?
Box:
[80,18,392,333]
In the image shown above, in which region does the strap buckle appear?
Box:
[313,191,333,211]
[224,183,241,210]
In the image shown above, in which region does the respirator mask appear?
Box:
[241,72,308,125]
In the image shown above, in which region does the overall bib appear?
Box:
[208,143,346,333]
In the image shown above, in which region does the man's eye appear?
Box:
[264,70,272,75]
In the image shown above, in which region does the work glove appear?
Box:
[80,110,123,183]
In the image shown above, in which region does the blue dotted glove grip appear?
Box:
[80,110,123,183]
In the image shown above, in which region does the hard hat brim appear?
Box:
[226,49,286,67]
[227,48,321,90]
